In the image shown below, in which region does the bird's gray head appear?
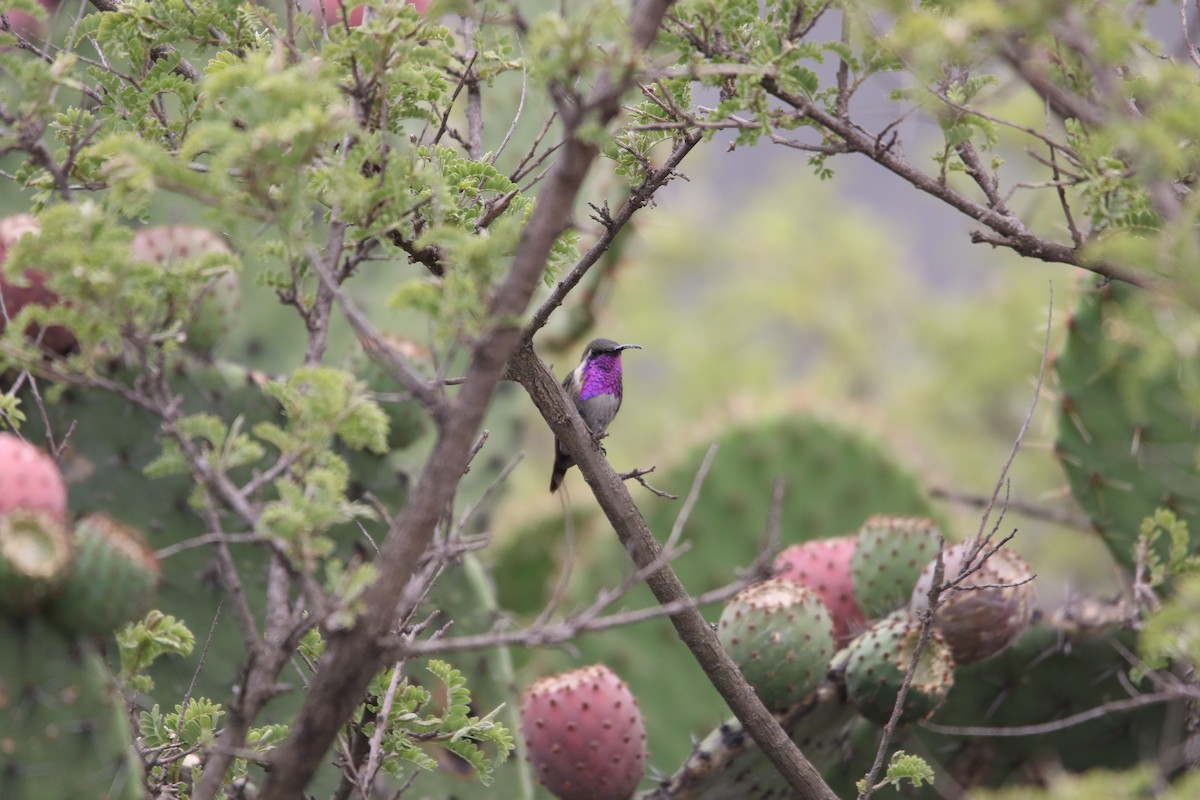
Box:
[584,338,643,359]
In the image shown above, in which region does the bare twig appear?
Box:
[922,691,1191,737]
[929,486,1091,530]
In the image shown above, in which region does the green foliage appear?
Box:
[140,697,225,751]
[1136,508,1200,589]
[1138,573,1200,677]
[856,750,935,794]
[139,696,287,788]
[258,365,389,456]
[365,659,514,786]
[117,611,197,693]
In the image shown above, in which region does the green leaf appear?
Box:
[117,611,197,692]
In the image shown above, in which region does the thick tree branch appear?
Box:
[254,3,680,797]
[509,345,839,800]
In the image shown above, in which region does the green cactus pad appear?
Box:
[47,513,160,636]
[0,618,142,800]
[843,611,955,725]
[646,682,854,800]
[0,511,72,613]
[1054,279,1200,567]
[717,579,835,711]
[851,515,941,619]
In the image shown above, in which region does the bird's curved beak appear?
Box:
[616,344,643,352]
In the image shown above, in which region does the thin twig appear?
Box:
[922,691,1190,737]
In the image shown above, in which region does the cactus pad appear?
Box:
[843,611,955,724]
[48,513,160,636]
[0,618,142,800]
[774,535,865,646]
[520,664,647,800]
[911,542,1035,664]
[851,516,941,619]
[717,579,835,711]
[1054,279,1200,567]
[646,682,855,800]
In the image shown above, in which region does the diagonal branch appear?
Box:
[509,344,838,800]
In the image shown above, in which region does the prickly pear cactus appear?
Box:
[1054,279,1200,567]
[851,516,940,619]
[47,513,161,637]
[717,579,834,711]
[520,664,647,800]
[842,611,955,725]
[645,682,855,800]
[505,414,940,771]
[915,621,1169,788]
[0,511,71,613]
[0,433,72,613]
[774,535,864,646]
[0,618,143,800]
[911,543,1034,664]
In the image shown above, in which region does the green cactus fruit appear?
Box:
[520,664,647,800]
[911,542,1035,664]
[774,535,865,646]
[0,511,72,613]
[851,515,941,619]
[131,225,240,355]
[717,578,835,711]
[0,618,142,800]
[1054,279,1200,567]
[843,611,955,725]
[48,513,160,636]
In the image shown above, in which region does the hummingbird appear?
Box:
[549,338,643,493]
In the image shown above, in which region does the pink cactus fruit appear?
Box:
[0,432,67,522]
[311,0,431,27]
[0,215,76,355]
[520,664,647,800]
[774,535,866,646]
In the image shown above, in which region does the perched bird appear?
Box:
[550,338,643,493]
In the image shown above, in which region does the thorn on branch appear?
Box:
[619,466,678,499]
[589,201,616,230]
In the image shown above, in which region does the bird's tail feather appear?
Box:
[549,443,574,493]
